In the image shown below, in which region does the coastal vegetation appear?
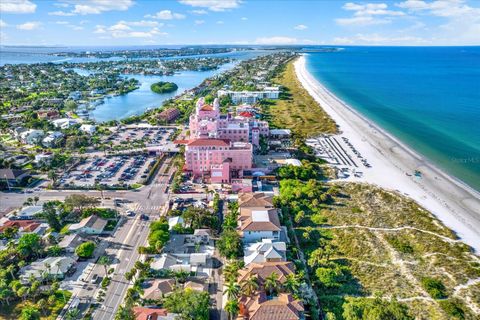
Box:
[261,59,338,137]
[150,81,178,94]
[274,163,480,319]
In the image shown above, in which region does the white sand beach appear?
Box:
[295,55,480,252]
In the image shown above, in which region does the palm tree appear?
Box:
[225,299,240,320]
[65,307,81,319]
[223,262,239,283]
[264,272,280,296]
[98,255,111,277]
[284,273,301,295]
[223,281,240,300]
[240,275,259,297]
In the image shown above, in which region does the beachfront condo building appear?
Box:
[189,97,269,148]
[217,86,280,104]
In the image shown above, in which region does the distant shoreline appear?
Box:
[295,54,480,252]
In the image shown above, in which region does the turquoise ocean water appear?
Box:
[305,46,480,191]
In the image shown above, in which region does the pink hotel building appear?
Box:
[183,98,269,183]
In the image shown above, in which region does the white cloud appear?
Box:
[255,36,299,45]
[16,21,41,30]
[93,25,107,33]
[241,17,248,21]
[0,20,7,27]
[396,0,480,44]
[333,33,427,45]
[0,0,36,14]
[216,20,224,24]
[51,0,134,16]
[111,27,167,38]
[191,9,208,14]
[194,20,205,25]
[294,24,308,30]
[337,2,404,26]
[109,22,131,31]
[145,10,186,20]
[336,16,391,26]
[48,11,75,16]
[53,3,70,8]
[55,21,69,25]
[179,0,242,12]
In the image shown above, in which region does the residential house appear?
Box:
[37,109,60,120]
[244,239,286,265]
[142,278,176,301]
[237,261,295,286]
[19,129,44,145]
[57,234,85,253]
[68,215,108,235]
[0,220,41,234]
[34,153,54,165]
[80,124,96,135]
[0,169,30,187]
[238,193,274,209]
[51,118,81,129]
[238,292,304,320]
[10,206,43,220]
[238,207,281,243]
[19,256,76,283]
[168,216,185,231]
[42,131,64,148]
[132,307,177,320]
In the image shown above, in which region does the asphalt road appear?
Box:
[0,156,174,319]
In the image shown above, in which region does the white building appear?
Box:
[217,87,280,105]
[51,118,81,129]
[80,124,96,135]
[42,131,64,148]
[19,129,44,145]
[20,256,76,283]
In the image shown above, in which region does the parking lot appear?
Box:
[60,154,158,188]
[104,126,177,147]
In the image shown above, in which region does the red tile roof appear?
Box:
[133,307,168,320]
[239,293,304,320]
[0,220,40,232]
[200,104,214,111]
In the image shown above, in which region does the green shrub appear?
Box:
[439,299,466,319]
[421,277,447,299]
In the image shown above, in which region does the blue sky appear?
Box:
[1,0,479,46]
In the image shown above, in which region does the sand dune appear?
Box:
[295,55,480,252]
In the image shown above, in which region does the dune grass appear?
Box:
[290,182,480,319]
[261,59,338,137]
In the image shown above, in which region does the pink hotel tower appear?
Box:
[184,98,269,183]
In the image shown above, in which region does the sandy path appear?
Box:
[294,55,480,253]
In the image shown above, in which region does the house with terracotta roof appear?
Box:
[0,220,42,234]
[238,292,304,320]
[238,193,274,209]
[141,278,176,301]
[133,307,177,320]
[238,207,281,243]
[237,261,295,285]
